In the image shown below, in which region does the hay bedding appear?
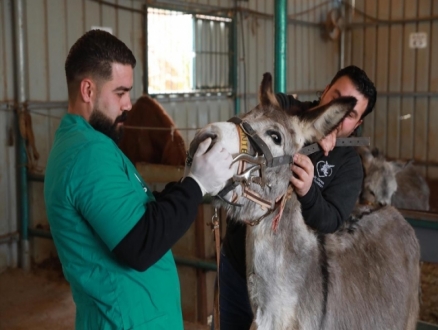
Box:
[420,261,438,324]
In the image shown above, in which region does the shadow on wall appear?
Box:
[118,95,187,166]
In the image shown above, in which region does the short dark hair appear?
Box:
[329,65,377,119]
[65,29,136,98]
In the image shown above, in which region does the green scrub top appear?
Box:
[44,114,183,329]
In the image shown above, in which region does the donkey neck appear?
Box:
[245,194,320,311]
[248,194,319,256]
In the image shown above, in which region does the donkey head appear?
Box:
[188,72,356,222]
[357,146,405,206]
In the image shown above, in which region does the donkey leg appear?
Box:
[405,282,420,330]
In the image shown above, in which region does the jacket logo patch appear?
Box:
[316,161,335,178]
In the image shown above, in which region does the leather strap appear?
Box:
[299,137,370,156]
[228,117,293,167]
[243,187,274,211]
[212,209,221,330]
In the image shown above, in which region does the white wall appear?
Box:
[0,0,18,271]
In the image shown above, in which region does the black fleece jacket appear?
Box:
[222,93,364,279]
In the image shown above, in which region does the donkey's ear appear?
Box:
[259,72,280,108]
[356,146,373,173]
[390,159,411,175]
[297,96,357,142]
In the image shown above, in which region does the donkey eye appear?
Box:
[267,130,282,145]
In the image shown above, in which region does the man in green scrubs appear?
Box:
[44,30,234,329]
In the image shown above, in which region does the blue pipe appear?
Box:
[174,256,217,272]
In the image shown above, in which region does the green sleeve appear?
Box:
[68,141,148,250]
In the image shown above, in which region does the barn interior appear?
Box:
[0,0,437,329]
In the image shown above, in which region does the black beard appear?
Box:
[89,108,128,144]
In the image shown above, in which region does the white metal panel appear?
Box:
[47,0,69,102]
[365,0,390,151]
[66,0,84,49]
[0,0,18,270]
[0,0,14,101]
[287,0,340,101]
[414,0,432,169]
[26,0,48,101]
[0,109,18,270]
[130,1,145,98]
[14,0,434,269]
[362,0,377,117]
[152,96,234,147]
[429,1,438,176]
[399,1,417,160]
[16,0,146,265]
[348,0,437,184]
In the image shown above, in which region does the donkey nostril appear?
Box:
[205,134,218,153]
[201,132,217,142]
[188,131,218,159]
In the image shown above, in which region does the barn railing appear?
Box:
[25,172,438,261]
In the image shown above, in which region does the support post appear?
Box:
[195,205,207,324]
[274,0,287,93]
[232,9,240,115]
[143,4,149,94]
[12,0,30,271]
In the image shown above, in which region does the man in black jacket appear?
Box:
[217,65,377,330]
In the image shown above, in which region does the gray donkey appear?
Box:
[188,73,420,330]
[357,146,430,211]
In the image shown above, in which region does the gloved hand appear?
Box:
[186,138,234,196]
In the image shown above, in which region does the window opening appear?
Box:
[147,8,232,95]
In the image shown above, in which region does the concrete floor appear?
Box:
[0,266,208,330]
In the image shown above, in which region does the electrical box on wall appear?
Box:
[409,32,427,49]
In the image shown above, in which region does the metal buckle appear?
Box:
[239,121,255,137]
[232,165,261,186]
[231,153,268,188]
[231,152,266,167]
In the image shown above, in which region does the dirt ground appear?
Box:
[0,267,75,330]
[0,262,208,330]
[0,260,436,329]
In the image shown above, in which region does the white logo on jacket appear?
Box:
[316,161,335,178]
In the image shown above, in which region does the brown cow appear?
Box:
[118,95,186,166]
